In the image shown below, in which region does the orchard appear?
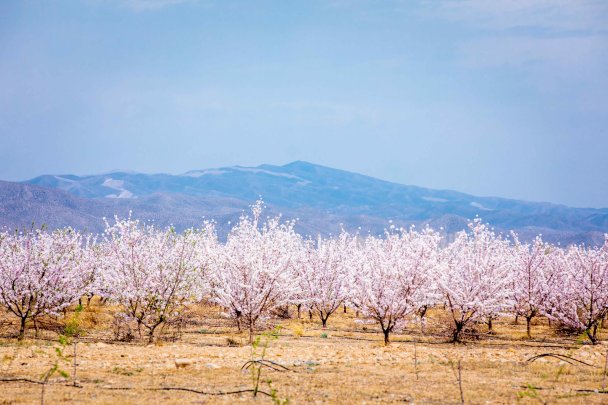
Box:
[1,200,606,346]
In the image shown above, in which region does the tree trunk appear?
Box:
[487,318,493,333]
[308,310,313,321]
[514,315,519,325]
[586,324,599,345]
[321,316,327,328]
[18,317,26,341]
[383,328,390,345]
[418,306,428,334]
[296,304,302,319]
[343,304,347,314]
[452,322,464,343]
[148,326,157,344]
[526,316,532,339]
[249,322,254,345]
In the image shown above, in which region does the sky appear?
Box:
[0,0,607,208]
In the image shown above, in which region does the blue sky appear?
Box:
[1,0,607,207]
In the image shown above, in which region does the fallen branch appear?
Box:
[527,353,598,368]
[575,389,608,394]
[0,378,82,388]
[103,386,272,397]
[241,359,293,373]
[512,385,549,391]
[0,378,266,396]
[0,377,45,385]
[513,385,608,394]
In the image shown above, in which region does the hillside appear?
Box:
[0,161,604,244]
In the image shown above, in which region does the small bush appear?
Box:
[226,336,241,346]
[112,313,135,342]
[63,305,84,337]
[290,323,305,338]
[111,366,143,376]
[157,314,187,342]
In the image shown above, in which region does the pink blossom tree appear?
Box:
[351,227,441,345]
[0,228,91,340]
[438,219,513,342]
[298,232,354,328]
[210,201,301,344]
[85,241,112,304]
[546,236,608,344]
[509,234,558,338]
[101,216,207,343]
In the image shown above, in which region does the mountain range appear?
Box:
[1,161,607,245]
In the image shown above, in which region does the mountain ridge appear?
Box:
[1,161,605,245]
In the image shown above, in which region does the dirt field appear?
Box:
[1,304,607,404]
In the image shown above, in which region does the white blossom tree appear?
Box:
[298,232,354,328]
[546,236,608,344]
[101,216,207,343]
[438,219,513,342]
[209,201,301,343]
[0,228,91,340]
[509,234,558,338]
[352,227,440,345]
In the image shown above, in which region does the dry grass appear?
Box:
[1,304,607,404]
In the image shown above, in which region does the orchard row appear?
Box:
[0,201,607,345]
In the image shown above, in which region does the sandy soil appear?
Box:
[1,304,607,404]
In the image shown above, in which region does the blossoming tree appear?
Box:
[352,227,441,345]
[438,219,512,342]
[0,228,91,340]
[298,232,354,328]
[510,234,558,338]
[547,236,608,344]
[101,216,207,343]
[209,201,301,343]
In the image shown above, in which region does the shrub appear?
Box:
[290,323,305,338]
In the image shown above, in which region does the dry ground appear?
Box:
[1,304,608,404]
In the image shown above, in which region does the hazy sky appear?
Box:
[1,0,607,208]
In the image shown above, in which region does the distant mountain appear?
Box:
[0,180,250,235]
[1,161,605,245]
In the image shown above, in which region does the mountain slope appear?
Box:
[5,161,607,245]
